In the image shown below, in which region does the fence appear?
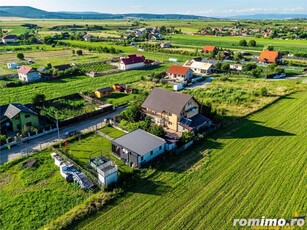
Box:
[78,93,105,105]
[0,127,57,150]
[50,146,99,187]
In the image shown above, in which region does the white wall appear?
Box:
[18,72,40,82]
[138,144,165,165]
[98,171,118,186]
[119,62,144,70]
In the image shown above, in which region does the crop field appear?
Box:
[59,132,132,174]
[0,150,93,230]
[168,34,307,54]
[0,65,167,105]
[76,89,307,230]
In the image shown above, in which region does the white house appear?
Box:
[7,62,20,69]
[111,129,166,168]
[230,64,243,71]
[184,60,215,75]
[2,35,17,44]
[83,34,94,42]
[119,54,145,70]
[17,65,40,83]
[166,65,193,82]
[160,42,171,48]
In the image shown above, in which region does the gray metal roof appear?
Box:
[112,129,166,156]
[141,88,193,116]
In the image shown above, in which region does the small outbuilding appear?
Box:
[94,87,113,98]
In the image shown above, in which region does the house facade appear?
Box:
[0,104,39,133]
[141,88,203,132]
[166,65,193,82]
[184,60,215,75]
[111,129,166,168]
[17,65,40,83]
[119,54,145,70]
[2,35,17,43]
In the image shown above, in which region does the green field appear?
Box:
[0,65,167,105]
[76,89,307,229]
[0,150,93,230]
[168,34,307,54]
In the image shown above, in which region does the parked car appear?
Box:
[63,130,81,138]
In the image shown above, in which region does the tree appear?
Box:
[221,63,230,71]
[234,52,243,61]
[17,53,24,60]
[216,51,225,61]
[181,132,195,144]
[149,124,165,137]
[251,68,262,78]
[264,45,274,51]
[72,50,75,55]
[32,93,46,107]
[76,50,83,56]
[248,40,257,47]
[239,39,247,46]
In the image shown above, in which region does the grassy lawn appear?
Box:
[76,89,307,230]
[60,133,132,174]
[99,126,125,138]
[0,65,167,105]
[0,150,93,230]
[102,92,139,106]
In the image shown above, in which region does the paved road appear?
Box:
[0,107,126,165]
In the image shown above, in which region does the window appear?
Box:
[141,156,144,161]
[159,146,162,150]
[25,114,31,118]
[150,151,153,155]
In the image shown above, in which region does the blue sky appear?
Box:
[2,0,307,16]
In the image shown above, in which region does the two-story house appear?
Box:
[141,88,211,132]
[0,103,39,133]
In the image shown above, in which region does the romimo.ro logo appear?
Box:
[233,216,305,228]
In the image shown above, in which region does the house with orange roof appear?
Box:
[166,65,193,82]
[203,45,218,53]
[258,50,282,64]
[17,65,40,83]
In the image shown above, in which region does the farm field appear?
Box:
[0,65,167,105]
[0,49,115,75]
[76,89,307,230]
[0,150,94,230]
[168,34,307,54]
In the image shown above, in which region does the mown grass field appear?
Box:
[76,89,307,230]
[168,34,307,54]
[0,150,93,230]
[0,65,167,105]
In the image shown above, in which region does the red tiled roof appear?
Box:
[2,35,17,39]
[167,65,190,75]
[203,45,217,52]
[258,50,281,63]
[120,54,145,65]
[18,65,35,75]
